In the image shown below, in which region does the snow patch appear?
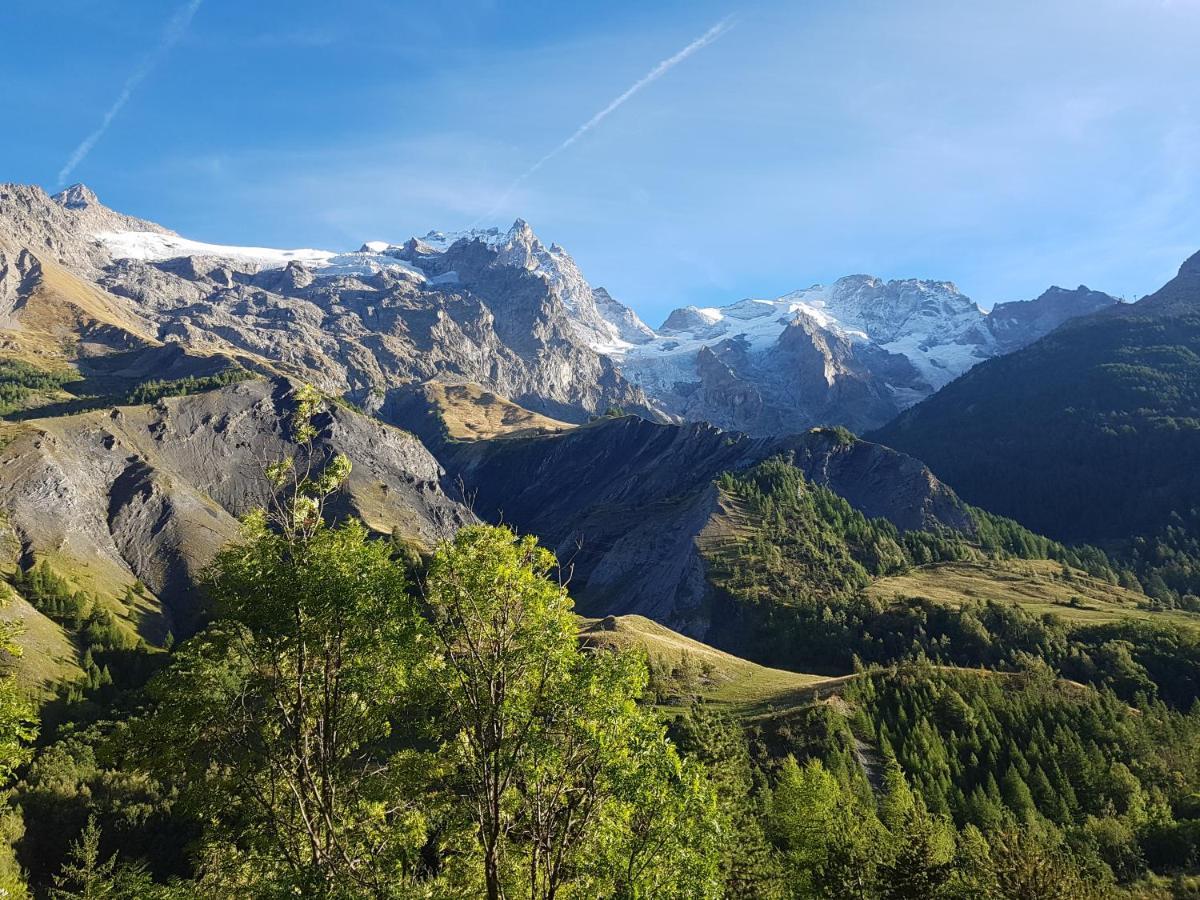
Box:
[96,231,429,281]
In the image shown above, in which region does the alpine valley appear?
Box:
[3,180,1200,899]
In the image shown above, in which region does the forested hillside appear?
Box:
[874,250,1200,606]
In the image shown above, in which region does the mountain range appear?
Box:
[1,183,1116,435]
[0,179,1033,663]
[873,247,1200,548]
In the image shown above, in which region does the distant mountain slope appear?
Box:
[433,413,970,637]
[872,249,1200,546]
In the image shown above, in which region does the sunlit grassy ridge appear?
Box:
[579,614,835,715]
[867,558,1200,630]
[426,382,574,441]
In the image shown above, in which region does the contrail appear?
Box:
[57,0,204,186]
[472,16,735,226]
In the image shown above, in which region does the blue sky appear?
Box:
[3,1,1199,323]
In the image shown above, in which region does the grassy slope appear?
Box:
[867,558,1200,630]
[0,586,81,697]
[580,614,835,716]
[426,383,574,441]
[0,255,154,366]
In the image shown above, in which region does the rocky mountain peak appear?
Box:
[51,183,100,210]
[1179,248,1200,278]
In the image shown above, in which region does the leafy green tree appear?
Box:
[0,591,36,781]
[48,816,157,900]
[0,589,38,899]
[424,524,720,900]
[138,385,426,896]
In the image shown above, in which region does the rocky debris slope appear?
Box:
[0,376,471,636]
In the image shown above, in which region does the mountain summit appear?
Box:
[51,182,100,210]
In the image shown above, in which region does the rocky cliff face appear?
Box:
[408,220,655,352]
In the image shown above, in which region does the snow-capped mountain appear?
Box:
[1,184,654,422]
[4,182,1117,436]
[615,276,1116,433]
[93,215,658,358]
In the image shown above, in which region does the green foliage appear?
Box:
[753,666,1184,896]
[667,704,786,897]
[0,592,37,778]
[764,752,982,900]
[711,456,1118,618]
[1125,507,1200,608]
[48,815,156,900]
[843,665,1200,890]
[1063,618,1200,709]
[14,721,190,892]
[6,562,149,702]
[124,366,252,405]
[0,806,29,900]
[0,593,39,899]
[0,360,75,414]
[810,424,857,447]
[8,562,91,626]
[425,525,721,899]
[140,515,422,896]
[712,456,911,609]
[705,457,1141,688]
[131,521,723,898]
